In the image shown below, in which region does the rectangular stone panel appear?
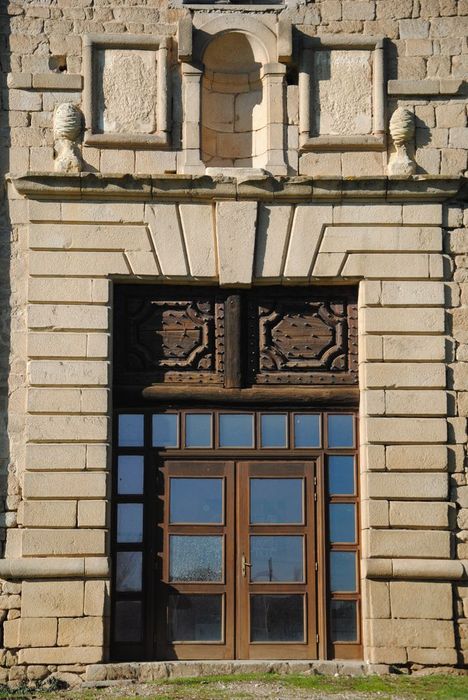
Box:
[310,49,373,137]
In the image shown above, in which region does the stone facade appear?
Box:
[0,0,467,687]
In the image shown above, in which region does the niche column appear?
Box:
[263,63,287,175]
[179,63,204,174]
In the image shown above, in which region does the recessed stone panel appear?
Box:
[96,48,158,135]
[299,36,385,151]
[83,34,170,147]
[311,50,372,137]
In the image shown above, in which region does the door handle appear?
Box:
[241,554,252,577]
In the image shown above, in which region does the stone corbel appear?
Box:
[178,17,193,63]
[277,18,292,64]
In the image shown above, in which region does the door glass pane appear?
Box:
[260,414,287,448]
[118,414,143,447]
[117,455,144,495]
[168,594,222,642]
[250,536,304,583]
[329,504,356,543]
[294,414,320,448]
[330,551,357,592]
[114,601,142,642]
[250,479,303,524]
[328,455,355,495]
[117,503,143,543]
[116,551,142,592]
[169,535,223,582]
[170,478,223,524]
[185,413,212,448]
[219,413,254,447]
[327,414,354,448]
[330,600,358,642]
[153,413,178,447]
[250,595,304,642]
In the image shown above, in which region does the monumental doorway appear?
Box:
[111,286,360,662]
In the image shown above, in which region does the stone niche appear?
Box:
[83,34,170,147]
[299,35,385,151]
[201,32,266,168]
[180,15,288,175]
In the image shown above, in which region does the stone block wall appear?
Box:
[0,0,467,686]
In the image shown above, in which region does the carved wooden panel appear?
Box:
[114,286,358,393]
[114,287,225,386]
[247,291,358,385]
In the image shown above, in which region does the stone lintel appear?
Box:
[364,558,466,581]
[0,557,110,580]
[11,173,465,203]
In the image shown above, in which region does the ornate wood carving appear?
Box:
[114,288,225,386]
[114,285,358,394]
[247,291,358,385]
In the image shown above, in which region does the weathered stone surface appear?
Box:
[216,201,257,286]
[311,49,373,136]
[58,617,104,647]
[22,582,84,618]
[390,582,453,619]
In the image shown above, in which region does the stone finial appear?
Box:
[53,102,83,173]
[388,107,416,176]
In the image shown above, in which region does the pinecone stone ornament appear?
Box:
[388,107,416,176]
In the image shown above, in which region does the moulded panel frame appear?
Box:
[299,34,386,152]
[83,33,171,148]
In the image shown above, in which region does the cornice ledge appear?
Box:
[0,557,110,579]
[363,558,468,581]
[9,172,466,203]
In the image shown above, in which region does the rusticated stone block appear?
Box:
[390,581,452,619]
[368,529,450,558]
[370,618,454,648]
[22,581,84,618]
[58,617,104,647]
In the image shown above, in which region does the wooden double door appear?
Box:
[156,459,318,660]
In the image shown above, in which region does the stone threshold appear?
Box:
[11,173,466,203]
[85,659,389,684]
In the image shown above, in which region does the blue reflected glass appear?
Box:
[169,535,223,582]
[328,456,355,495]
[329,504,356,543]
[153,413,178,447]
[330,600,357,642]
[185,414,212,448]
[118,414,144,447]
[117,455,144,495]
[250,479,303,524]
[294,414,320,448]
[260,414,287,448]
[330,551,356,592]
[250,536,304,583]
[117,503,143,543]
[219,414,254,448]
[327,414,354,448]
[170,478,223,524]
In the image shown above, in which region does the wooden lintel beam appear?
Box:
[139,385,359,405]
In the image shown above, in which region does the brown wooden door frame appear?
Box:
[155,460,235,660]
[236,461,318,660]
